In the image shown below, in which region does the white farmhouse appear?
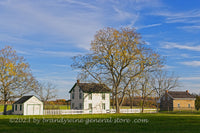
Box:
[12,95,43,115]
[69,80,111,113]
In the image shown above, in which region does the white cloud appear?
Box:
[163,65,175,69]
[36,50,83,57]
[162,42,200,51]
[178,25,200,31]
[180,61,200,67]
[136,23,162,29]
[152,9,200,24]
[62,0,98,10]
[180,77,200,80]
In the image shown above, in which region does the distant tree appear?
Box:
[150,69,179,111]
[72,27,163,113]
[139,72,155,113]
[0,46,38,115]
[127,77,140,109]
[195,94,200,111]
[34,82,57,107]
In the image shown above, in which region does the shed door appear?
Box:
[27,105,34,115]
[34,105,40,115]
[27,104,40,115]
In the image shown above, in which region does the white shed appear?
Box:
[12,95,43,115]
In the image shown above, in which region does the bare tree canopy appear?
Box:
[72,27,163,113]
[0,46,38,115]
[34,82,57,103]
[151,69,179,98]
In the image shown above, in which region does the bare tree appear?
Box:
[127,77,140,109]
[0,46,38,115]
[35,82,57,107]
[151,69,179,111]
[139,72,155,113]
[72,27,163,113]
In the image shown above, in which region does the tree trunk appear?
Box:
[130,90,134,109]
[112,92,115,109]
[130,95,133,109]
[3,103,8,115]
[115,93,120,113]
[156,97,159,112]
[141,98,145,113]
[3,93,8,115]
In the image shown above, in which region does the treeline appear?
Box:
[111,96,157,108]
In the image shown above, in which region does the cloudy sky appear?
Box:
[0,0,200,99]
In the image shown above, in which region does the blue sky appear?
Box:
[0,0,200,99]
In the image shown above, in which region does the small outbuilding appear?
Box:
[160,90,196,111]
[12,95,43,115]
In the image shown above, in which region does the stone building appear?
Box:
[160,90,196,111]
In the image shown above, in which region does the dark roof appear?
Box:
[69,83,111,93]
[13,95,34,104]
[168,91,195,99]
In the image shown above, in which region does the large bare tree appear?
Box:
[72,27,163,113]
[151,69,179,111]
[0,46,38,115]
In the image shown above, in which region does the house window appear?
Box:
[72,103,74,109]
[79,103,82,109]
[15,105,17,111]
[178,104,180,108]
[102,93,105,100]
[79,93,82,99]
[188,104,190,108]
[102,103,105,110]
[20,105,22,111]
[79,88,81,92]
[88,93,92,100]
[89,103,92,110]
[72,93,74,99]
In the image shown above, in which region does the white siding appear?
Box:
[70,84,110,113]
[83,93,110,113]
[12,104,23,115]
[70,85,84,110]
[24,96,43,115]
[13,96,43,115]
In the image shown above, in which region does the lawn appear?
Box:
[0,104,12,112]
[1,113,200,133]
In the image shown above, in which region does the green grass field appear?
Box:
[1,113,200,133]
[0,105,12,112]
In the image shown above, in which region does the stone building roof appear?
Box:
[167,91,195,99]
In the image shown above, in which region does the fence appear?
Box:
[43,109,157,115]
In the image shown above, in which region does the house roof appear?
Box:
[167,91,195,99]
[13,95,34,104]
[69,83,111,93]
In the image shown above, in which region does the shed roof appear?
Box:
[69,83,111,93]
[13,95,34,104]
[168,91,195,99]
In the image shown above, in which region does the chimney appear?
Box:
[186,90,189,93]
[166,90,168,93]
[77,80,80,84]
